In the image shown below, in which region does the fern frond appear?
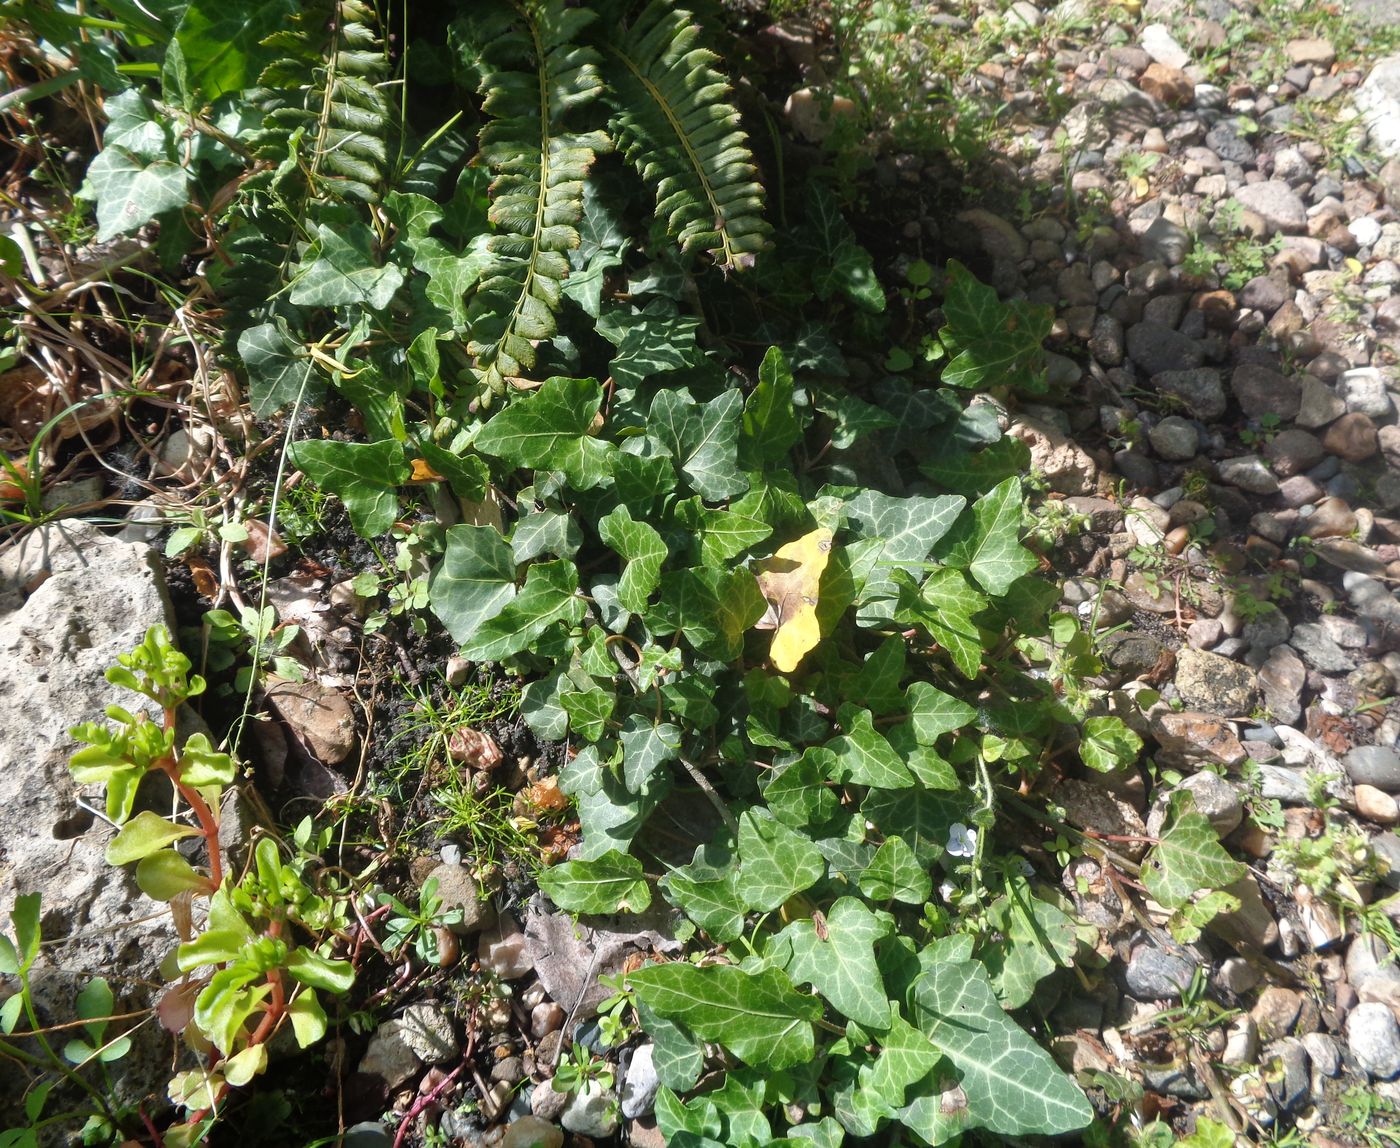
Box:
[217,0,394,345]
[604,0,768,270]
[464,0,610,387]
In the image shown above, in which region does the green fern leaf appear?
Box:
[464,0,610,387]
[605,0,768,269]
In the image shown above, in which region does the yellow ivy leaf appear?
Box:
[755,528,834,673]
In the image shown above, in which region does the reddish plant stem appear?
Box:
[159,704,224,889]
[391,1018,478,1148]
[138,1104,166,1148]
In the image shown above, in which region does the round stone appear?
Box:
[1344,745,1400,792]
[1348,1002,1400,1080]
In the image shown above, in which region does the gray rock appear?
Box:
[621,1044,660,1119]
[1239,273,1290,314]
[1339,367,1397,419]
[398,1003,459,1064]
[561,1081,621,1139]
[1218,455,1281,495]
[1344,745,1400,792]
[1206,121,1256,165]
[501,1116,564,1148]
[1266,1038,1311,1112]
[1103,632,1168,677]
[425,862,496,935]
[1089,313,1126,365]
[1152,367,1227,419]
[1232,363,1302,420]
[1224,1016,1260,1066]
[1348,1001,1400,1079]
[1149,415,1200,460]
[1357,55,1400,159]
[344,1124,394,1148]
[1127,321,1205,375]
[1141,23,1190,70]
[1289,622,1357,673]
[1241,607,1291,657]
[1303,1031,1341,1078]
[1170,771,1244,836]
[1216,956,1261,995]
[0,524,183,1123]
[1141,216,1193,265]
[1141,1061,1209,1100]
[1233,182,1308,233]
[360,1019,425,1087]
[1258,645,1306,725]
[1296,377,1346,428]
[1265,429,1325,476]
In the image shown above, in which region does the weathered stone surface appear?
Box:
[1233,182,1308,233]
[1349,1001,1400,1079]
[266,676,357,765]
[1231,364,1302,419]
[1152,368,1227,419]
[1174,649,1259,714]
[1053,778,1149,858]
[0,524,182,1123]
[1007,415,1098,495]
[1149,710,1248,766]
[1357,55,1400,159]
[425,862,497,935]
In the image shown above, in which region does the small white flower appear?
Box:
[946,822,977,858]
[938,880,957,903]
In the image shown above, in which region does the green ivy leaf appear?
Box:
[428,524,517,644]
[82,148,189,242]
[1079,715,1144,773]
[799,184,885,314]
[742,346,803,467]
[894,568,988,679]
[561,685,614,742]
[1142,793,1246,911]
[619,714,682,792]
[631,962,821,1071]
[418,443,490,501]
[460,560,585,661]
[937,477,1037,597]
[827,709,914,789]
[651,567,765,662]
[675,499,773,566]
[538,849,652,914]
[174,0,299,100]
[647,388,748,502]
[920,435,1032,499]
[763,748,838,829]
[600,504,668,613]
[980,879,1078,1008]
[938,260,1051,393]
[773,897,893,1029]
[858,836,932,905]
[288,439,409,538]
[561,744,669,859]
[511,508,582,563]
[906,959,1093,1137]
[868,1005,941,1110]
[906,682,977,743]
[661,855,745,944]
[238,321,322,417]
[288,223,405,311]
[736,808,826,911]
[474,376,614,490]
[635,999,705,1091]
